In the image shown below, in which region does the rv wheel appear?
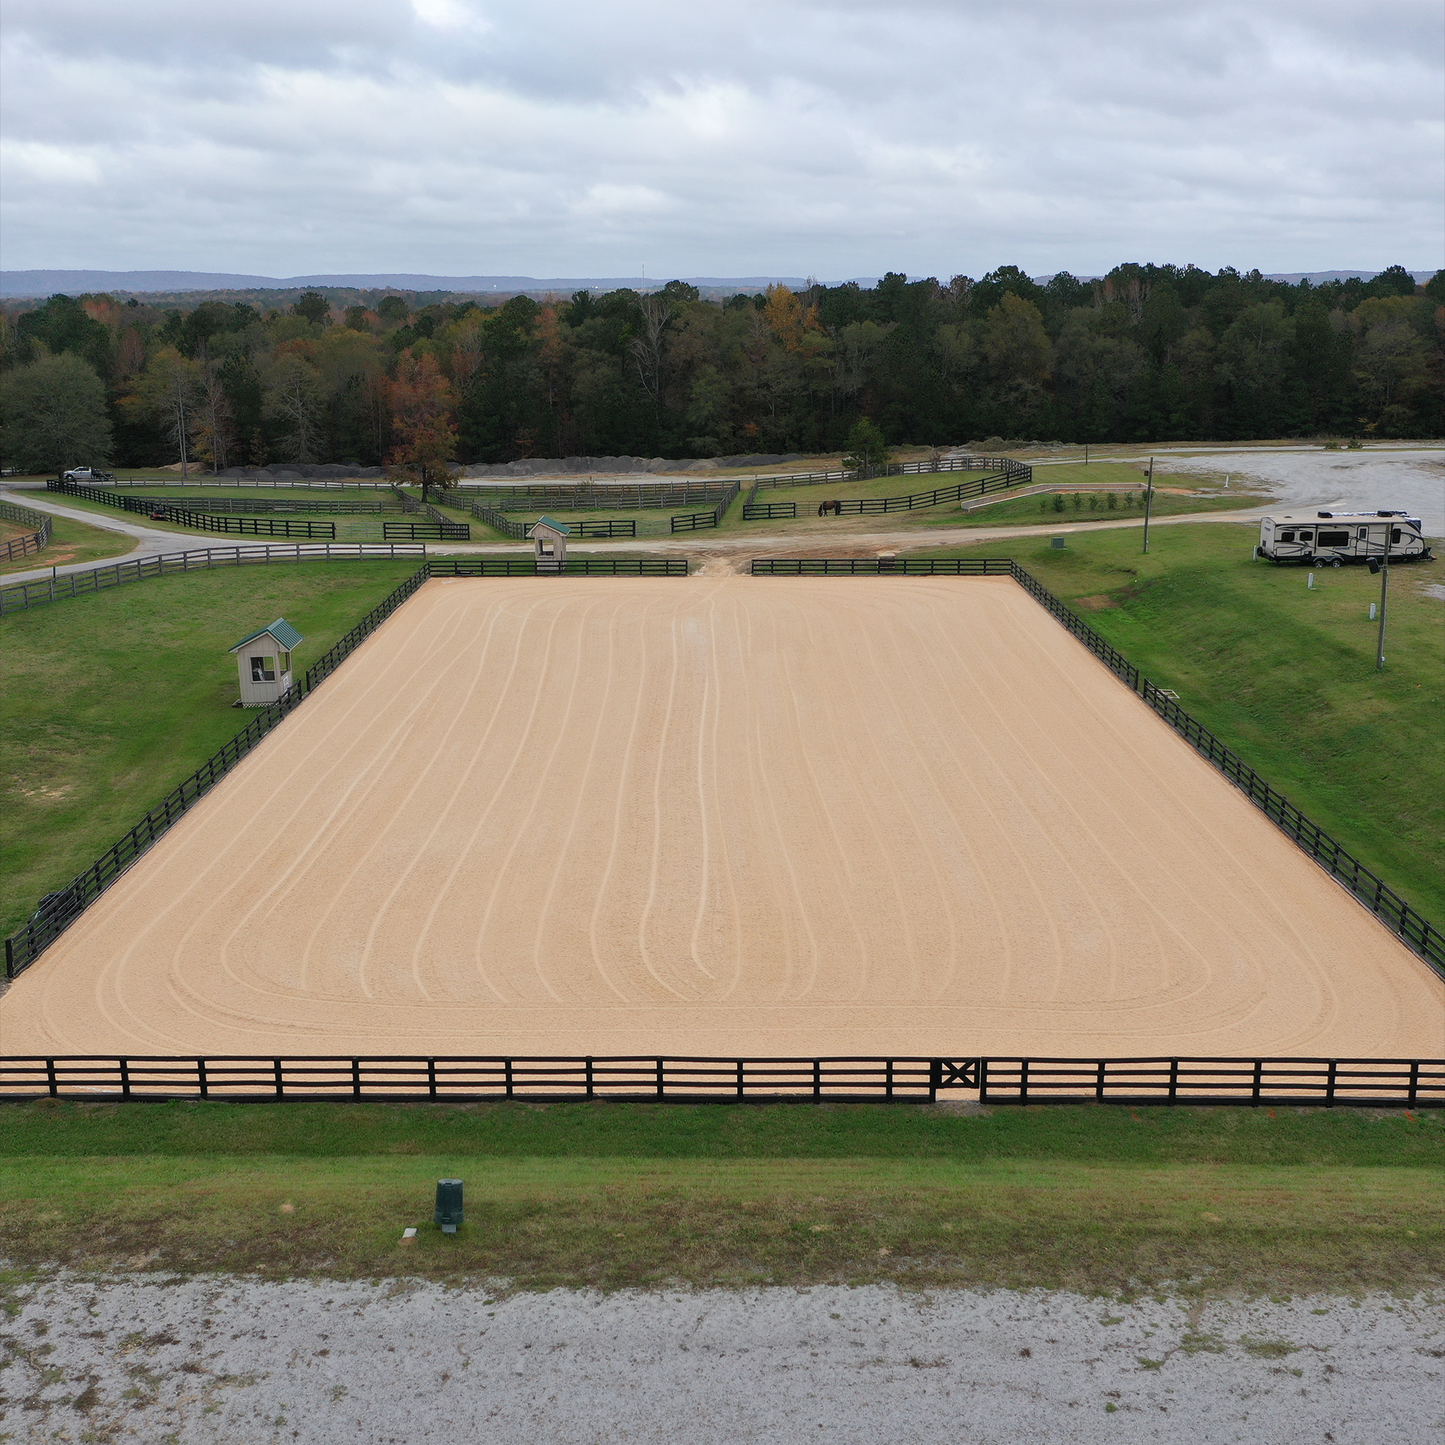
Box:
[1332,558,1342,568]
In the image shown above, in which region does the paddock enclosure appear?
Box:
[3,576,1440,1059]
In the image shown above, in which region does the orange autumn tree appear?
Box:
[386,350,458,502]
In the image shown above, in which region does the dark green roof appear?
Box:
[229,618,304,653]
[528,515,571,536]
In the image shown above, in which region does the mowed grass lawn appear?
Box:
[1,1103,1439,1294]
[917,523,1445,920]
[0,559,425,938]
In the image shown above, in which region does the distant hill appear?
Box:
[0,270,815,299]
[3,267,1435,301]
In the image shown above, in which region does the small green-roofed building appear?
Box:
[528,516,569,572]
[229,618,304,707]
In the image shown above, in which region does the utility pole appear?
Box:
[1374,526,1391,671]
[1141,456,1155,553]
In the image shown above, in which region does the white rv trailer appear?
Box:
[1256,510,1433,565]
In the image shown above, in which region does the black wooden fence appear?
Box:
[429,557,687,577]
[47,481,335,538]
[751,455,1033,489]
[751,556,1445,976]
[472,504,637,540]
[0,543,427,617]
[0,498,51,561]
[462,481,734,510]
[121,496,397,514]
[751,557,1014,575]
[0,1055,1436,1106]
[383,520,472,541]
[670,480,741,532]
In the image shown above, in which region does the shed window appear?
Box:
[279,651,291,673]
[250,655,276,683]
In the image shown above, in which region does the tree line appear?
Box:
[1,263,1441,475]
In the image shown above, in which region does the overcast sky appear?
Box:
[2,0,1441,282]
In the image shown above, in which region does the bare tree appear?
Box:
[630,294,673,409]
[265,354,324,463]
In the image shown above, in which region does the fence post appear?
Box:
[197,1058,208,1099]
[885,1058,894,1099]
[813,1059,822,1102]
[46,1058,58,1097]
[352,1058,361,1100]
[1325,1059,1337,1107]
[977,1057,989,1103]
[1408,1059,1419,1107]
[427,1058,437,1098]
[1251,1059,1263,1105]
[505,1059,514,1098]
[119,1058,131,1099]
[1095,1059,1106,1101]
[1019,1058,1029,1105]
[274,1058,284,1099]
[656,1058,665,1098]
[1168,1059,1178,1103]
[585,1057,595,1099]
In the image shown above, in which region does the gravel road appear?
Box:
[5,1274,1441,1443]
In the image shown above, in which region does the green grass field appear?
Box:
[917,523,1445,920]
[1,1103,1438,1293]
[952,489,1264,529]
[0,510,137,577]
[0,559,425,939]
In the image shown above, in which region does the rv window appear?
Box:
[1391,528,1401,544]
[1279,531,1295,542]
[1317,530,1349,547]
[1357,527,1368,540]
[1298,530,1313,541]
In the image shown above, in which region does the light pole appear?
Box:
[1141,456,1155,553]
[1370,527,1391,670]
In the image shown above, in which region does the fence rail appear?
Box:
[472,504,637,539]
[742,493,796,520]
[752,557,1015,576]
[430,557,687,577]
[670,480,741,533]
[383,520,471,541]
[751,556,1445,974]
[0,1054,1436,1106]
[751,455,1032,489]
[46,481,335,537]
[119,495,396,515]
[0,543,427,617]
[459,482,735,510]
[100,476,395,490]
[0,498,51,560]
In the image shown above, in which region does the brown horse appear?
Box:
[817,499,842,516]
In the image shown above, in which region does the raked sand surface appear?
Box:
[3,575,1440,1058]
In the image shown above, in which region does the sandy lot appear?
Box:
[7,1275,1442,1444]
[3,576,1440,1058]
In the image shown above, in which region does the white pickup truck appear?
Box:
[61,467,116,483]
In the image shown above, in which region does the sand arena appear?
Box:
[3,575,1441,1059]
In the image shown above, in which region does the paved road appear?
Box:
[8,1275,1441,1444]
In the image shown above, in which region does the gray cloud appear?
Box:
[2,0,1440,279]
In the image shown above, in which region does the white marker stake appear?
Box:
[1370,603,1377,620]
[1308,573,1314,589]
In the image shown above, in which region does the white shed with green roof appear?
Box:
[527,515,569,572]
[229,618,304,707]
